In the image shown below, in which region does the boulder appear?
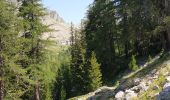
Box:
[130,86,140,93]
[163,71,169,76]
[156,86,170,100]
[125,90,137,100]
[115,91,125,100]
[138,82,148,91]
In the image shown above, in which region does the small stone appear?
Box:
[138,82,148,91]
[148,76,154,80]
[153,75,158,79]
[166,76,170,82]
[146,80,152,86]
[163,83,170,89]
[155,71,159,75]
[151,69,157,75]
[152,85,159,90]
[143,64,147,67]
[133,78,141,85]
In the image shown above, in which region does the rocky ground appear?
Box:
[70,53,170,100]
[115,60,170,100]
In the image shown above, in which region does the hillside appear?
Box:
[70,52,170,100]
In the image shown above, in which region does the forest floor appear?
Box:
[69,52,170,100]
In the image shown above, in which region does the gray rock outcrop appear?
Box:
[156,86,170,100]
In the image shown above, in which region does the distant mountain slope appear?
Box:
[42,9,71,45]
[8,0,71,45]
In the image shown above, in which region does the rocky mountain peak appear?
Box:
[42,9,71,45]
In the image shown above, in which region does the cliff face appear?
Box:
[42,9,71,45]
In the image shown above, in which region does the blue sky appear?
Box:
[42,0,93,24]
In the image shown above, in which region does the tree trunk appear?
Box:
[167,29,170,50]
[164,0,170,50]
[163,31,170,50]
[35,83,40,100]
[161,33,166,50]
[0,80,4,100]
[125,42,129,58]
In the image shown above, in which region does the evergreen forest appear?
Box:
[0,0,170,100]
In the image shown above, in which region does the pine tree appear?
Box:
[88,52,102,91]
[148,55,152,62]
[70,26,88,96]
[18,0,49,99]
[128,55,139,71]
[53,62,71,100]
[0,0,28,99]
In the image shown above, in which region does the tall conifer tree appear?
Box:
[88,52,102,91]
[0,0,28,99]
[18,0,48,99]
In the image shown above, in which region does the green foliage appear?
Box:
[85,0,116,78]
[148,55,152,62]
[51,45,71,99]
[60,86,66,100]
[128,55,139,71]
[69,22,93,97]
[0,0,29,99]
[88,52,102,91]
[83,0,167,81]
[160,49,165,58]
[40,49,59,100]
[18,0,51,99]
[163,16,170,26]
